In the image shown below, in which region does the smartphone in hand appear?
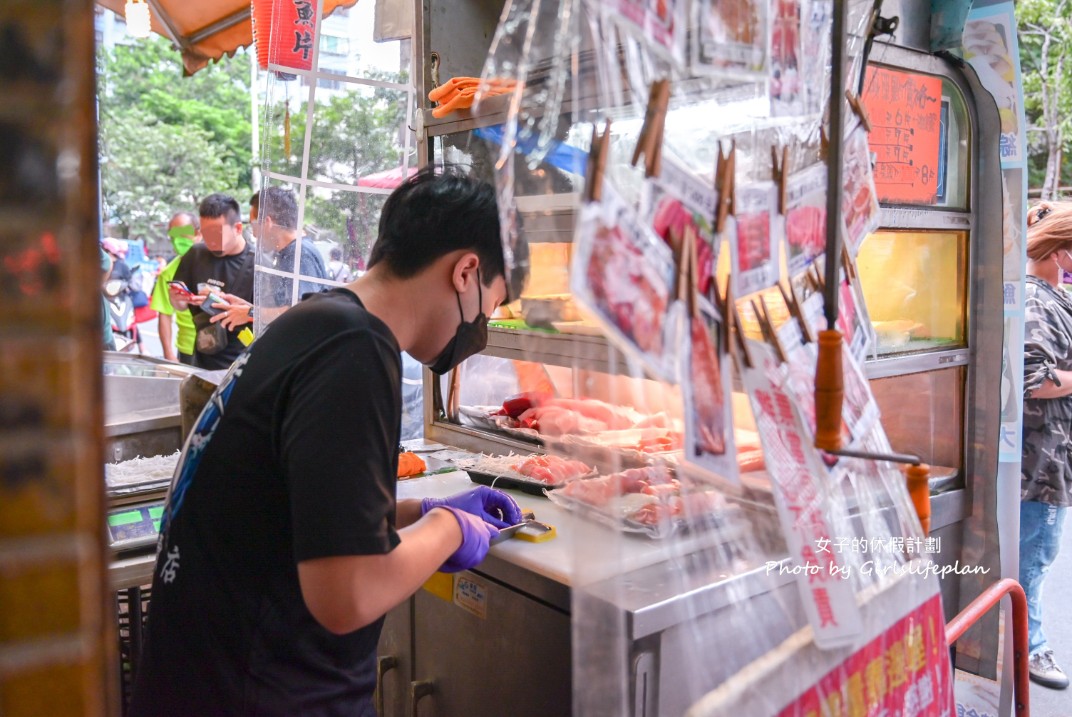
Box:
[167,281,194,300]
[200,293,227,316]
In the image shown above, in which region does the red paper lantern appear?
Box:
[252,0,318,72]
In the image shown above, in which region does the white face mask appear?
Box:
[1055,251,1072,281]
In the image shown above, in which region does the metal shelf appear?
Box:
[420,93,513,138]
[484,326,662,378]
[863,347,969,379]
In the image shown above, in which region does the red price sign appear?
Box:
[861,67,943,205]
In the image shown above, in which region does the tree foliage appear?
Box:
[99,108,236,241]
[1018,0,1072,197]
[263,73,411,264]
[97,35,412,264]
[97,37,253,244]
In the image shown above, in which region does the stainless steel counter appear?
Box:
[103,352,197,464]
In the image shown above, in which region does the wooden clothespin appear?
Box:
[752,297,787,364]
[728,287,754,369]
[779,281,814,344]
[845,90,872,133]
[584,119,612,203]
[771,145,790,216]
[684,224,701,319]
[809,262,826,294]
[715,141,736,234]
[760,294,791,363]
[631,78,671,179]
[712,279,731,354]
[840,245,858,282]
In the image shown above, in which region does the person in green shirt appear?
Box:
[152,212,201,364]
[101,247,116,351]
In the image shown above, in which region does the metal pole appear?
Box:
[945,578,1030,717]
[251,49,261,193]
[813,0,851,451]
[823,0,849,330]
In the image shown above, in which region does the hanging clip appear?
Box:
[671,223,701,319]
[728,286,754,369]
[840,245,858,282]
[584,119,612,203]
[683,224,701,319]
[808,262,826,295]
[845,90,872,133]
[771,145,790,215]
[779,281,814,345]
[752,296,787,364]
[715,141,736,234]
[429,52,442,95]
[631,78,671,179]
[712,279,732,356]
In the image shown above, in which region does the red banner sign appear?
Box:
[777,593,955,717]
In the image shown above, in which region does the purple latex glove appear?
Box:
[421,485,522,529]
[437,506,499,573]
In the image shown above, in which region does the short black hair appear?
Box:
[199,193,241,225]
[254,187,299,230]
[368,167,504,287]
[330,247,342,261]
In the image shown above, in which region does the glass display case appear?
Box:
[856,229,968,355]
[402,1,1010,710]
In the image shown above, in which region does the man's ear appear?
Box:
[451,251,481,293]
[234,221,244,235]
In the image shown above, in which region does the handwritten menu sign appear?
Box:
[862,66,943,204]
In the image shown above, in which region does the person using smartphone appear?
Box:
[168,194,255,369]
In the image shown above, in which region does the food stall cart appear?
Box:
[370,0,1014,713]
[100,0,1020,713]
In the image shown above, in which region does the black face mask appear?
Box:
[426,275,489,375]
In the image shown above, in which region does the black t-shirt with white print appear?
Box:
[128,289,402,717]
[173,242,256,370]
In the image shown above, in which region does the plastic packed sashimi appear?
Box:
[459,451,597,494]
[548,464,743,539]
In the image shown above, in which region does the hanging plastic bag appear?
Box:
[784,162,828,274]
[733,181,781,297]
[770,0,805,116]
[841,125,882,258]
[692,0,771,79]
[571,185,679,381]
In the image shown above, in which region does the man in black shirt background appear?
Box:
[169,193,255,370]
[130,169,523,717]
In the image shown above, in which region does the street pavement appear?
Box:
[1032,516,1072,716]
[135,315,164,359]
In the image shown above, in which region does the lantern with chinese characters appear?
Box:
[251,0,318,72]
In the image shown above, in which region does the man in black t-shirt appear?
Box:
[170,193,255,370]
[130,169,526,717]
